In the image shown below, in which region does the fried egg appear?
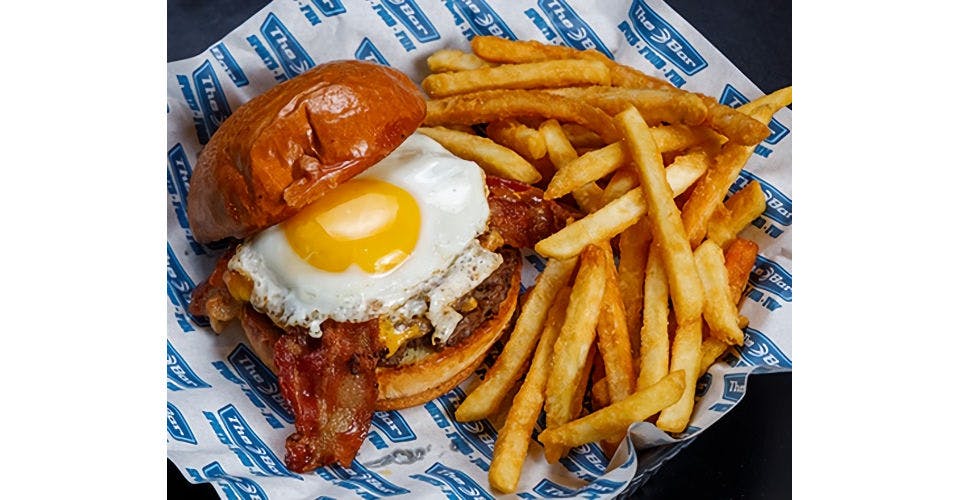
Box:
[229,133,501,340]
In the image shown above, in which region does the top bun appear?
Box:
[187,60,426,243]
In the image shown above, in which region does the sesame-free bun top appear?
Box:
[186,60,427,243]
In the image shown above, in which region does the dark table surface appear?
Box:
[166,1,791,498]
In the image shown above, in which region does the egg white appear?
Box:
[229,133,495,336]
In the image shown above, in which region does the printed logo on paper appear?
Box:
[626,0,707,76]
[260,13,315,79]
[313,0,347,16]
[246,34,287,82]
[370,410,417,443]
[192,60,232,139]
[531,479,576,497]
[176,74,211,144]
[210,43,249,87]
[187,461,268,500]
[443,0,516,40]
[381,0,441,43]
[410,462,494,500]
[212,344,293,429]
[748,255,792,302]
[536,0,613,58]
[425,388,496,470]
[167,402,197,444]
[733,327,792,370]
[205,404,301,479]
[722,372,747,402]
[718,84,790,150]
[167,144,208,256]
[559,443,609,481]
[317,461,410,497]
[167,243,209,331]
[167,340,211,391]
[355,37,390,66]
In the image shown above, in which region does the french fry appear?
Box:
[707,180,767,249]
[486,119,547,160]
[488,286,572,493]
[544,245,606,463]
[636,246,671,391]
[561,123,605,149]
[724,238,760,304]
[738,86,793,116]
[698,337,729,377]
[681,89,792,247]
[694,240,744,345]
[422,60,611,98]
[471,35,610,65]
[545,87,707,126]
[426,49,491,73]
[534,154,707,260]
[425,90,620,143]
[418,126,541,184]
[544,142,625,201]
[617,218,653,356]
[601,168,638,205]
[700,96,770,146]
[538,371,685,448]
[539,119,604,212]
[597,243,636,404]
[656,320,702,433]
[615,106,704,325]
[456,257,578,422]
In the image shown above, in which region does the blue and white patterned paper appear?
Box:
[167,1,792,497]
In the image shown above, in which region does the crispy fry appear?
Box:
[707,180,767,248]
[561,123,605,149]
[724,238,760,303]
[486,119,547,160]
[738,86,793,116]
[539,119,604,212]
[488,286,571,493]
[471,35,610,65]
[601,168,638,205]
[615,106,703,325]
[544,245,606,463]
[422,60,611,98]
[426,49,491,73]
[418,126,541,184]
[618,218,653,356]
[681,88,792,246]
[425,90,620,143]
[457,257,578,422]
[655,320,702,433]
[636,246,671,391]
[544,142,624,201]
[700,96,770,146]
[535,154,707,260]
[694,240,743,345]
[698,337,729,377]
[545,87,707,126]
[538,371,685,448]
[597,243,636,404]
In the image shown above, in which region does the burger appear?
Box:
[184,60,572,472]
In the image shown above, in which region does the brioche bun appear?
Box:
[186,60,426,243]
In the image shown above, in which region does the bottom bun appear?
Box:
[238,248,521,410]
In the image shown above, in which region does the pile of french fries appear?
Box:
[421,36,792,493]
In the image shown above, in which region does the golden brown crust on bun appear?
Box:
[187,60,427,243]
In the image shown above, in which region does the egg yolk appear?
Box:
[283,178,420,274]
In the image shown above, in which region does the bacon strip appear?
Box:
[486,175,578,249]
[274,320,381,471]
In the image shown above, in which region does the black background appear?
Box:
[166,1,791,498]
